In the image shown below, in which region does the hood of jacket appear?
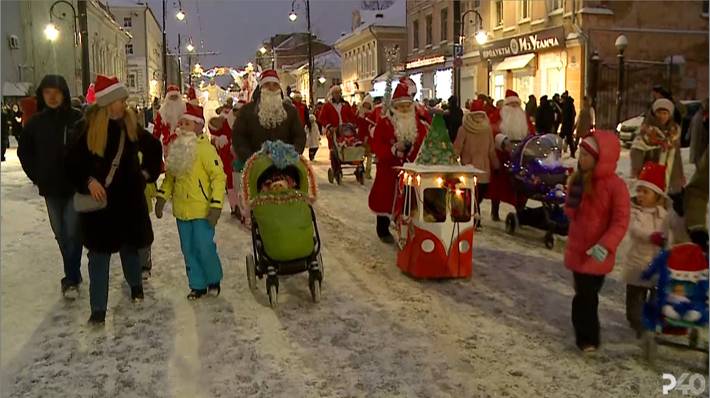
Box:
[591,130,621,179]
[35,75,71,112]
[462,112,491,135]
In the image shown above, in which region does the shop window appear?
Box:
[425,15,433,46]
[434,69,452,101]
[520,0,530,20]
[513,72,534,103]
[440,8,448,42]
[493,73,505,101]
[451,189,472,222]
[413,19,420,49]
[123,17,132,28]
[495,0,503,26]
[423,188,447,223]
[410,73,422,101]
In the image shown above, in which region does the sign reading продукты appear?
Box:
[481,27,565,60]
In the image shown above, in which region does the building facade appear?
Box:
[1,1,32,98]
[18,0,131,98]
[459,0,708,127]
[290,50,341,105]
[335,0,406,103]
[405,0,460,102]
[111,5,163,106]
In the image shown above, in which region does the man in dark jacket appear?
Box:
[443,95,463,143]
[535,95,556,135]
[18,75,84,299]
[232,69,306,162]
[561,96,577,157]
[551,93,563,134]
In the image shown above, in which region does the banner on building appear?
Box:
[481,27,565,60]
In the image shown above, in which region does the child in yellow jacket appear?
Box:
[155,104,226,299]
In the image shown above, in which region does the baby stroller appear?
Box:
[242,141,323,308]
[327,123,367,185]
[640,243,709,365]
[504,134,571,249]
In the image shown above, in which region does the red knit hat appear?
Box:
[636,161,667,196]
[392,79,413,105]
[667,243,708,282]
[504,89,520,105]
[180,103,204,125]
[580,136,599,160]
[259,69,280,87]
[94,75,128,107]
[469,99,486,114]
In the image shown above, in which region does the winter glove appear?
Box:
[650,231,666,247]
[206,208,222,227]
[689,229,709,253]
[586,244,609,262]
[155,197,166,219]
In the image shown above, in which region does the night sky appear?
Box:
[111,0,362,69]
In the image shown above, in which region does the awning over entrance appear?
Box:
[493,54,535,72]
[2,82,32,97]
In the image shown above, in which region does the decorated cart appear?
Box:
[392,115,484,279]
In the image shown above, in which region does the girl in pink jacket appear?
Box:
[564,131,630,352]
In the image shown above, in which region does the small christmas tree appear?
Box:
[415,114,459,165]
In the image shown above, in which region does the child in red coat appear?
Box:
[564,131,630,352]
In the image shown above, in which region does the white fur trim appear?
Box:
[634,179,668,198]
[166,89,180,97]
[504,96,520,105]
[95,82,126,100]
[181,114,204,125]
[259,76,280,86]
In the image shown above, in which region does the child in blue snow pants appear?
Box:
[177,219,223,292]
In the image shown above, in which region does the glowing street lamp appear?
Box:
[186,42,195,52]
[318,76,326,84]
[288,10,298,22]
[176,9,186,21]
[259,46,268,55]
[44,23,59,41]
[475,30,488,45]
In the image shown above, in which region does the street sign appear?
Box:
[453,44,463,57]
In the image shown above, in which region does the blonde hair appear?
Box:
[86,105,138,156]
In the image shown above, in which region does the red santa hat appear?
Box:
[635,161,667,197]
[166,84,181,97]
[188,86,197,100]
[259,69,280,87]
[94,75,128,107]
[504,89,521,105]
[667,243,708,283]
[469,99,487,115]
[180,103,204,125]
[391,79,413,105]
[400,76,417,97]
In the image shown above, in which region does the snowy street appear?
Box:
[1,141,706,398]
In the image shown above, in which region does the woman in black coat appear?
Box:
[535,95,556,135]
[66,76,161,325]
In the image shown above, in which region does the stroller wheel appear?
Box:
[641,330,657,364]
[335,170,343,185]
[505,213,518,235]
[544,233,555,249]
[246,254,257,291]
[355,168,364,185]
[689,328,699,348]
[327,168,335,184]
[267,281,278,309]
[309,272,321,303]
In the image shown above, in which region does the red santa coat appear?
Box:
[368,116,428,215]
[293,101,307,126]
[209,118,235,190]
[153,112,178,148]
[356,111,377,144]
[318,101,356,130]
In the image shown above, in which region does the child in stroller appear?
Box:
[328,123,367,184]
[242,140,323,308]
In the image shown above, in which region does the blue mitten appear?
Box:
[586,244,608,262]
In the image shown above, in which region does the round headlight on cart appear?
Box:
[421,239,435,253]
[458,240,470,253]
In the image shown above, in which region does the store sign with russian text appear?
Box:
[406,56,446,70]
[481,27,565,60]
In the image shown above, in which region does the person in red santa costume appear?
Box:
[154,84,186,152]
[187,86,199,106]
[208,112,238,216]
[291,90,309,127]
[368,78,429,243]
[318,85,356,147]
[356,95,376,179]
[487,89,534,221]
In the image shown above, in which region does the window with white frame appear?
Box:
[123,17,132,27]
[125,44,133,55]
[425,14,433,46]
[413,19,420,49]
[549,0,562,12]
[495,0,503,26]
[440,8,448,42]
[520,0,530,20]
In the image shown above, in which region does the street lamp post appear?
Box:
[455,8,486,99]
[589,50,600,108]
[615,34,628,127]
[45,0,90,94]
[289,0,314,107]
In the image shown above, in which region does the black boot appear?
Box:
[376,216,394,244]
[187,289,207,300]
[491,201,501,222]
[208,283,221,297]
[131,285,144,302]
[61,277,80,300]
[88,311,106,325]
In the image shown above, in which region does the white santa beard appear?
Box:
[258,91,287,129]
[392,110,418,143]
[166,129,197,177]
[159,99,187,130]
[500,105,529,141]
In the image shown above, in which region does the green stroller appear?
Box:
[242,141,323,308]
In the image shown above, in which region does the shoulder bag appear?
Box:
[73,131,126,213]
